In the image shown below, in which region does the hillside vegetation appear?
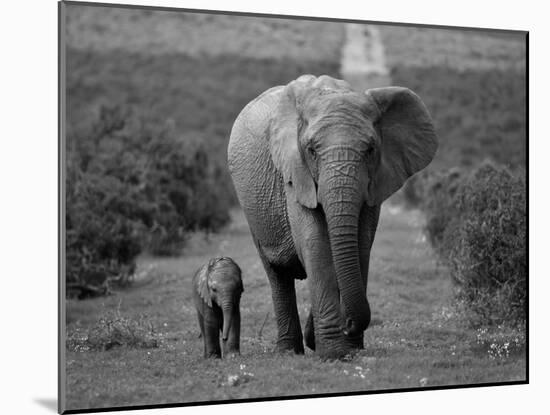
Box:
[65,5,344,292]
[66,6,343,60]
[378,25,526,170]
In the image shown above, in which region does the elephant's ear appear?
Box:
[196,265,212,307]
[365,87,438,205]
[269,81,317,209]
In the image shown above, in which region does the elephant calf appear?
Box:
[192,257,244,358]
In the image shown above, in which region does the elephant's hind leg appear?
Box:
[261,259,305,354]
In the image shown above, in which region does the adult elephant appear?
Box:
[228,75,437,359]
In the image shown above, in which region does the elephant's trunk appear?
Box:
[320,147,370,337]
[221,304,233,341]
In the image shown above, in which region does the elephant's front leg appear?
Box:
[304,251,363,357]
[262,258,304,354]
[203,308,222,358]
[294,211,363,358]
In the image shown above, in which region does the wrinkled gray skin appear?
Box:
[227,75,437,359]
[192,257,244,358]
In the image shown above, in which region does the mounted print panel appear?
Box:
[59,1,527,413]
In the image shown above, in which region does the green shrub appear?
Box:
[422,162,526,326]
[66,306,159,351]
[66,106,231,295]
[422,168,466,254]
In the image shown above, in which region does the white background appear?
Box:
[0,0,543,414]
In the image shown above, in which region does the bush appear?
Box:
[422,168,466,253]
[422,162,526,326]
[66,107,231,295]
[66,305,159,351]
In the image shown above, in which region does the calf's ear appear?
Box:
[196,266,212,307]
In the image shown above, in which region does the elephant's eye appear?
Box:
[308,147,317,159]
[366,145,375,157]
[212,287,217,292]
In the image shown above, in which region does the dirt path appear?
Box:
[341,23,391,90]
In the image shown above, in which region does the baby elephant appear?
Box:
[192,257,243,358]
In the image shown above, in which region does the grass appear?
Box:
[65,206,526,411]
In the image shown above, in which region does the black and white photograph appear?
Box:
[58,1,527,412]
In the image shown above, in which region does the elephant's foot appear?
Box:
[275,336,305,354]
[316,342,363,360]
[222,343,240,358]
[224,351,240,359]
[205,350,222,359]
[315,331,364,360]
